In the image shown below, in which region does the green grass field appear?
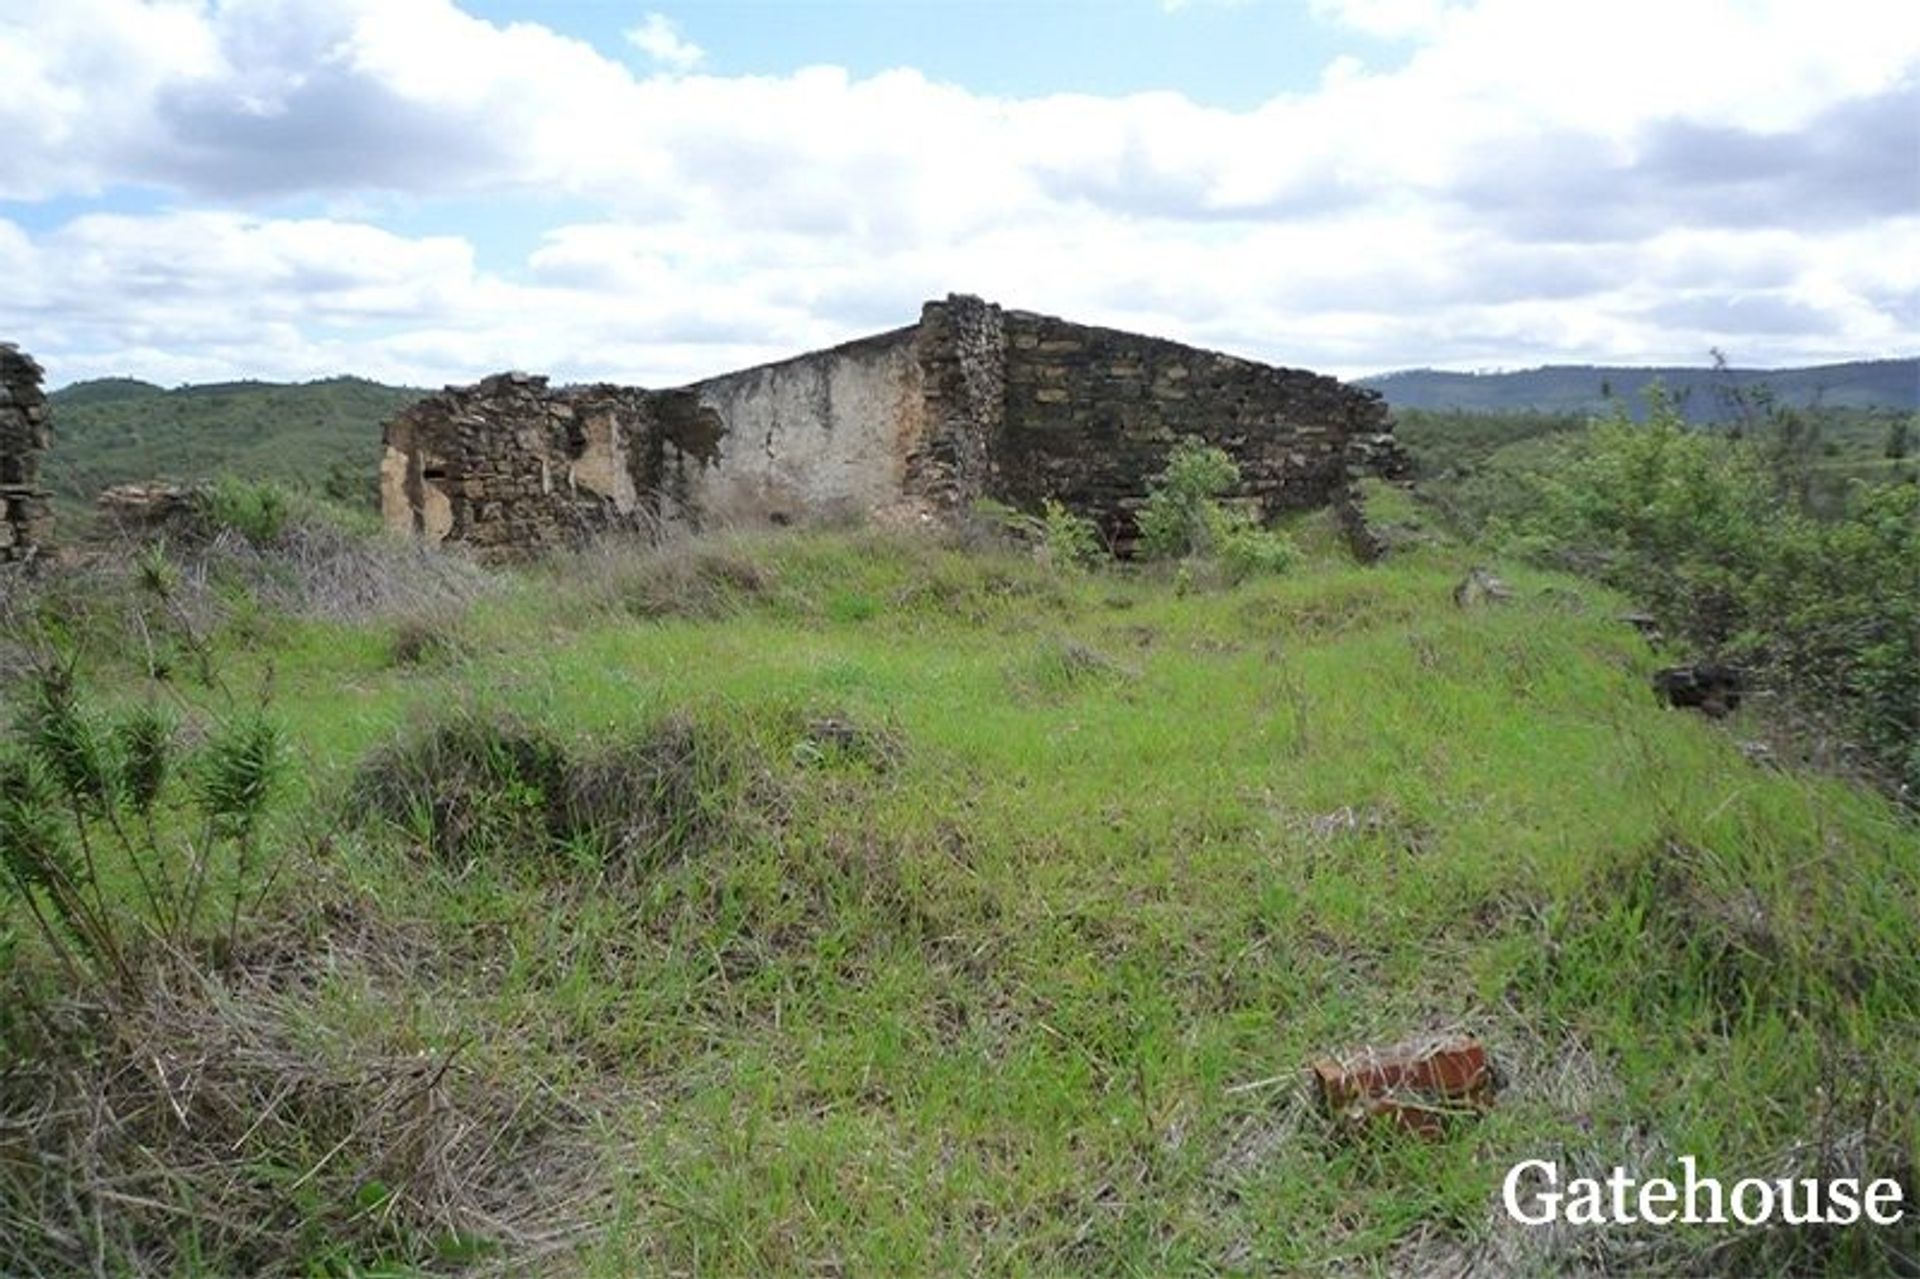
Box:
[4,522,1917,1275]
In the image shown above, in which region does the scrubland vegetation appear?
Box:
[1428,395,1920,795]
[3,429,1916,1276]
[44,377,422,513]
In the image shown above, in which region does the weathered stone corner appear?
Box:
[1,342,53,563]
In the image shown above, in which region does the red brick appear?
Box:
[1310,1033,1495,1138]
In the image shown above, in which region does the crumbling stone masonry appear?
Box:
[0,343,52,563]
[382,296,1400,553]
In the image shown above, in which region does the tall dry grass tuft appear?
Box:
[3,513,492,704]
[181,518,494,624]
[0,939,606,1277]
[549,532,780,620]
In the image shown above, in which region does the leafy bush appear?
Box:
[1039,498,1104,570]
[971,497,1106,570]
[196,474,294,544]
[1138,438,1297,578]
[1138,439,1241,559]
[1218,524,1298,580]
[1489,399,1920,792]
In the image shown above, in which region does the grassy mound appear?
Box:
[3,526,1916,1275]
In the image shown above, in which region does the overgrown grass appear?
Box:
[4,523,1917,1275]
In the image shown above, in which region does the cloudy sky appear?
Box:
[0,0,1914,389]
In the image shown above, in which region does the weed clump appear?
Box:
[1556,835,1913,1032]
[789,712,905,772]
[974,497,1107,571]
[387,609,472,668]
[196,474,296,543]
[1011,637,1137,700]
[616,542,777,619]
[560,715,728,865]
[6,496,489,680]
[352,708,734,872]
[1,656,288,985]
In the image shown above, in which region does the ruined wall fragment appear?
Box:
[906,294,1003,511]
[991,309,1393,544]
[383,372,673,552]
[382,328,931,551]
[0,343,53,562]
[682,326,922,527]
[380,297,1399,554]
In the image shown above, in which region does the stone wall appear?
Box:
[905,295,1004,511]
[0,343,52,562]
[993,304,1392,543]
[383,329,923,550]
[381,296,1398,554]
[381,373,724,552]
[681,326,922,527]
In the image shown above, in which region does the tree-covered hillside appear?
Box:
[1360,358,1918,420]
[45,376,425,508]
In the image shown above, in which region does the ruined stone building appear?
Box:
[1,343,52,563]
[382,295,1398,554]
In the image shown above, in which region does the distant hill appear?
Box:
[46,376,425,508]
[50,377,167,406]
[1359,359,1918,421]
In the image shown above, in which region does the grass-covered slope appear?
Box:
[5,527,1917,1275]
[44,375,424,507]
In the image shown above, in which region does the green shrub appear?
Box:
[197,475,294,544]
[1491,399,1920,790]
[1138,439,1241,559]
[1218,525,1298,580]
[0,656,287,987]
[971,497,1106,570]
[133,542,181,600]
[1138,438,1296,579]
[1039,499,1103,570]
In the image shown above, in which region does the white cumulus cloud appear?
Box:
[0,0,1912,386]
[624,12,704,72]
